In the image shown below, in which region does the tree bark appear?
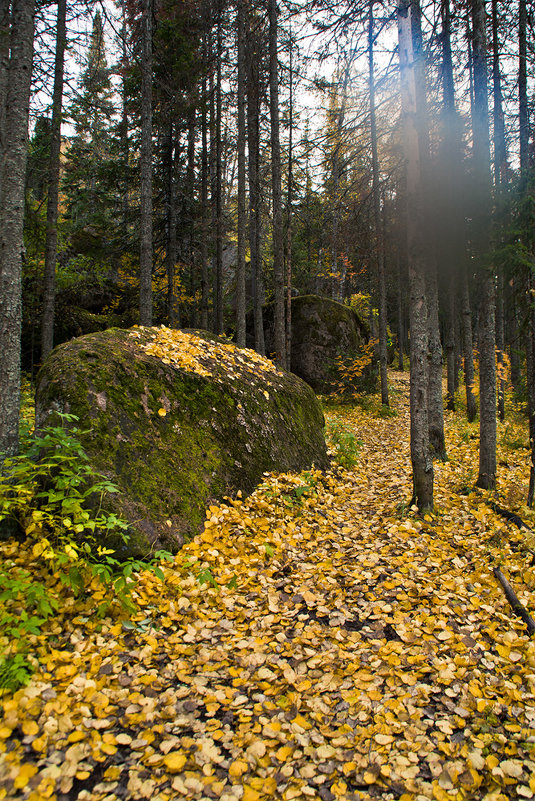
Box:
[0,0,34,458]
[369,0,388,406]
[461,270,477,421]
[201,72,209,331]
[139,0,153,326]
[200,70,209,330]
[186,104,196,326]
[285,26,293,371]
[527,282,535,506]
[445,284,456,410]
[410,0,444,459]
[397,254,405,370]
[518,0,528,172]
[496,276,505,422]
[235,0,246,348]
[440,0,474,419]
[213,15,223,335]
[0,0,11,153]
[426,264,445,458]
[491,0,506,185]
[165,120,179,326]
[471,0,496,491]
[246,13,264,355]
[491,0,507,423]
[119,0,129,275]
[397,0,433,511]
[41,0,66,359]
[268,0,285,366]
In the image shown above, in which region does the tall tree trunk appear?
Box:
[0,0,11,155]
[440,0,460,413]
[268,0,285,366]
[508,286,521,390]
[471,0,496,491]
[519,0,533,502]
[441,0,477,421]
[461,271,477,421]
[120,0,129,273]
[0,0,34,458]
[397,0,433,511]
[200,71,209,330]
[518,0,528,172]
[369,0,388,406]
[213,16,223,335]
[445,285,456,410]
[491,0,506,185]
[139,0,153,326]
[330,67,350,302]
[410,0,445,458]
[496,276,505,421]
[397,254,405,370]
[285,25,293,370]
[165,120,179,326]
[246,14,264,355]
[491,0,507,422]
[186,104,196,326]
[527,271,535,506]
[235,0,246,348]
[41,0,66,359]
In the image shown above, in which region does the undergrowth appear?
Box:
[0,413,171,691]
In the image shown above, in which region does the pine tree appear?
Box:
[63,11,115,259]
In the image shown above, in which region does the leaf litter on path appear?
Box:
[1,372,535,801]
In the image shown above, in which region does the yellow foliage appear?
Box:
[1,371,535,800]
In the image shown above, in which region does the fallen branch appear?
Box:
[489,502,533,532]
[493,567,535,636]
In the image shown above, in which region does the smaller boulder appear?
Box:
[264,295,374,393]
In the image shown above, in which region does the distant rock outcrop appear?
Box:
[35,327,328,557]
[264,295,374,393]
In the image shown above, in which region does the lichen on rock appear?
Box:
[35,326,328,557]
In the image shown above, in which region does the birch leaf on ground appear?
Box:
[1,373,535,800]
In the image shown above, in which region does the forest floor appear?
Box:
[1,371,535,801]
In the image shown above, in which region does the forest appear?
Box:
[1,0,535,798]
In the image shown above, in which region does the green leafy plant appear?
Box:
[0,415,173,689]
[0,563,57,692]
[326,420,362,470]
[0,653,34,692]
[197,566,218,588]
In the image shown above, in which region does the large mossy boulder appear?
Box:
[35,326,328,557]
[264,295,374,394]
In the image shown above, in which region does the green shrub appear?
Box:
[327,420,361,469]
[0,414,172,690]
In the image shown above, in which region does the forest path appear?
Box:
[1,371,535,801]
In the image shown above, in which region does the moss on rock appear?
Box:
[35,326,328,557]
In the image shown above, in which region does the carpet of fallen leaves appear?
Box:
[1,372,535,801]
